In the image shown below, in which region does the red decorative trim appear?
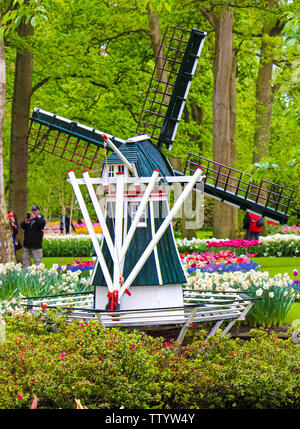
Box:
[67,169,75,174]
[81,170,89,174]
[124,288,131,296]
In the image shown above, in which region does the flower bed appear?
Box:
[0,262,93,317]
[267,222,300,235]
[43,234,101,257]
[183,267,297,327]
[176,234,300,257]
[180,250,259,274]
[44,221,102,236]
[57,259,95,272]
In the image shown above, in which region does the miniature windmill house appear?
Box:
[26,25,294,329]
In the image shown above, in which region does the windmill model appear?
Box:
[26,26,294,327]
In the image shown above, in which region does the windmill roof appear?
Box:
[103,139,174,177]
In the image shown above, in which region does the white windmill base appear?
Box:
[95,284,185,325]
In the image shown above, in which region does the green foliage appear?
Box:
[0,313,299,409]
[1,0,299,222]
[43,235,96,257]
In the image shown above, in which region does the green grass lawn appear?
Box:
[254,257,300,278]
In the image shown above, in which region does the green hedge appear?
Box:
[0,311,299,409]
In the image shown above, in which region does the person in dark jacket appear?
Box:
[20,204,46,268]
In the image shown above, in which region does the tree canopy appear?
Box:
[1,0,299,226]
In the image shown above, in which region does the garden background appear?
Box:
[0,0,299,410]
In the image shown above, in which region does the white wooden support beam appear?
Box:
[113,172,124,291]
[82,170,115,260]
[120,169,160,264]
[119,167,203,298]
[149,199,163,285]
[102,134,134,173]
[67,169,114,292]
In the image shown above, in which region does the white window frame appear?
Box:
[130,202,147,227]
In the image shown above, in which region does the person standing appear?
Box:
[20,205,46,268]
[60,206,75,234]
[247,212,263,241]
[8,209,19,255]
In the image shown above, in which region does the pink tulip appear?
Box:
[30,396,38,409]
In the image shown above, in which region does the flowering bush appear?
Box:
[0,314,299,409]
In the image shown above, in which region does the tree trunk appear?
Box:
[253,36,274,163]
[253,0,281,164]
[210,7,235,238]
[183,103,204,153]
[0,35,15,263]
[8,19,33,241]
[228,47,239,237]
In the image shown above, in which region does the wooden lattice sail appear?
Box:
[184,153,294,225]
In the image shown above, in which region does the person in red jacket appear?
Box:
[247,212,263,241]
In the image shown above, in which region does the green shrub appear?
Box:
[0,312,299,409]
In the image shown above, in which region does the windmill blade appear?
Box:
[27,108,125,169]
[136,26,206,151]
[184,152,295,225]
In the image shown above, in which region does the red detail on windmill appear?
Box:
[102,134,108,141]
[107,290,119,313]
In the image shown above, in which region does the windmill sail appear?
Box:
[184,153,294,224]
[27,108,125,169]
[136,25,206,151]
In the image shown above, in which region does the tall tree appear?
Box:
[253,0,284,163]
[0,0,15,263]
[8,17,33,232]
[201,2,238,238]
